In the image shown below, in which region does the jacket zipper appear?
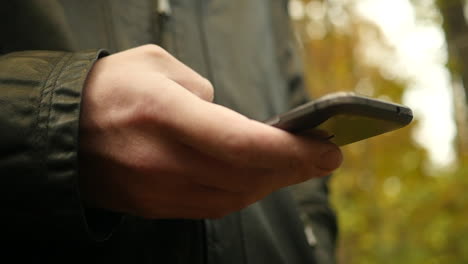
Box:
[154,0,172,46]
[101,0,117,52]
[196,0,216,93]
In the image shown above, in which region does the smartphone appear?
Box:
[264,92,413,146]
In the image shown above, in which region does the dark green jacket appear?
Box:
[0,0,337,263]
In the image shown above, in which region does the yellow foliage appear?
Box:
[292,0,468,263]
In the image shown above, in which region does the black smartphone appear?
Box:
[264,92,413,146]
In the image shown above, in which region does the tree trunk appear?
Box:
[436,0,468,159]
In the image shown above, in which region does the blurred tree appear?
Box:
[435,0,468,103]
[289,0,468,263]
[434,0,468,159]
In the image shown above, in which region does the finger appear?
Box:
[120,127,303,194]
[150,79,343,177]
[139,122,339,193]
[169,146,275,193]
[122,131,274,193]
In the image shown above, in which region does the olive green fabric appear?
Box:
[0,0,337,263]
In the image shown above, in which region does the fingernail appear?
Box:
[319,145,343,170]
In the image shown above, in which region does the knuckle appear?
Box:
[127,89,171,128]
[124,100,160,129]
[142,44,168,57]
[223,131,255,162]
[200,78,214,101]
[223,132,246,156]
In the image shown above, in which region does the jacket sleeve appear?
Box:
[0,50,120,241]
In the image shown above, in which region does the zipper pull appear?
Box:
[158,0,172,16]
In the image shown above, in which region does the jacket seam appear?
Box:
[238,212,249,264]
[101,0,117,52]
[34,54,66,171]
[44,53,74,150]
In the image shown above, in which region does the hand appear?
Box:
[78,45,343,219]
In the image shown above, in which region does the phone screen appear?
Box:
[304,114,410,146]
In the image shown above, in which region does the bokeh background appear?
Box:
[288,0,468,263]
